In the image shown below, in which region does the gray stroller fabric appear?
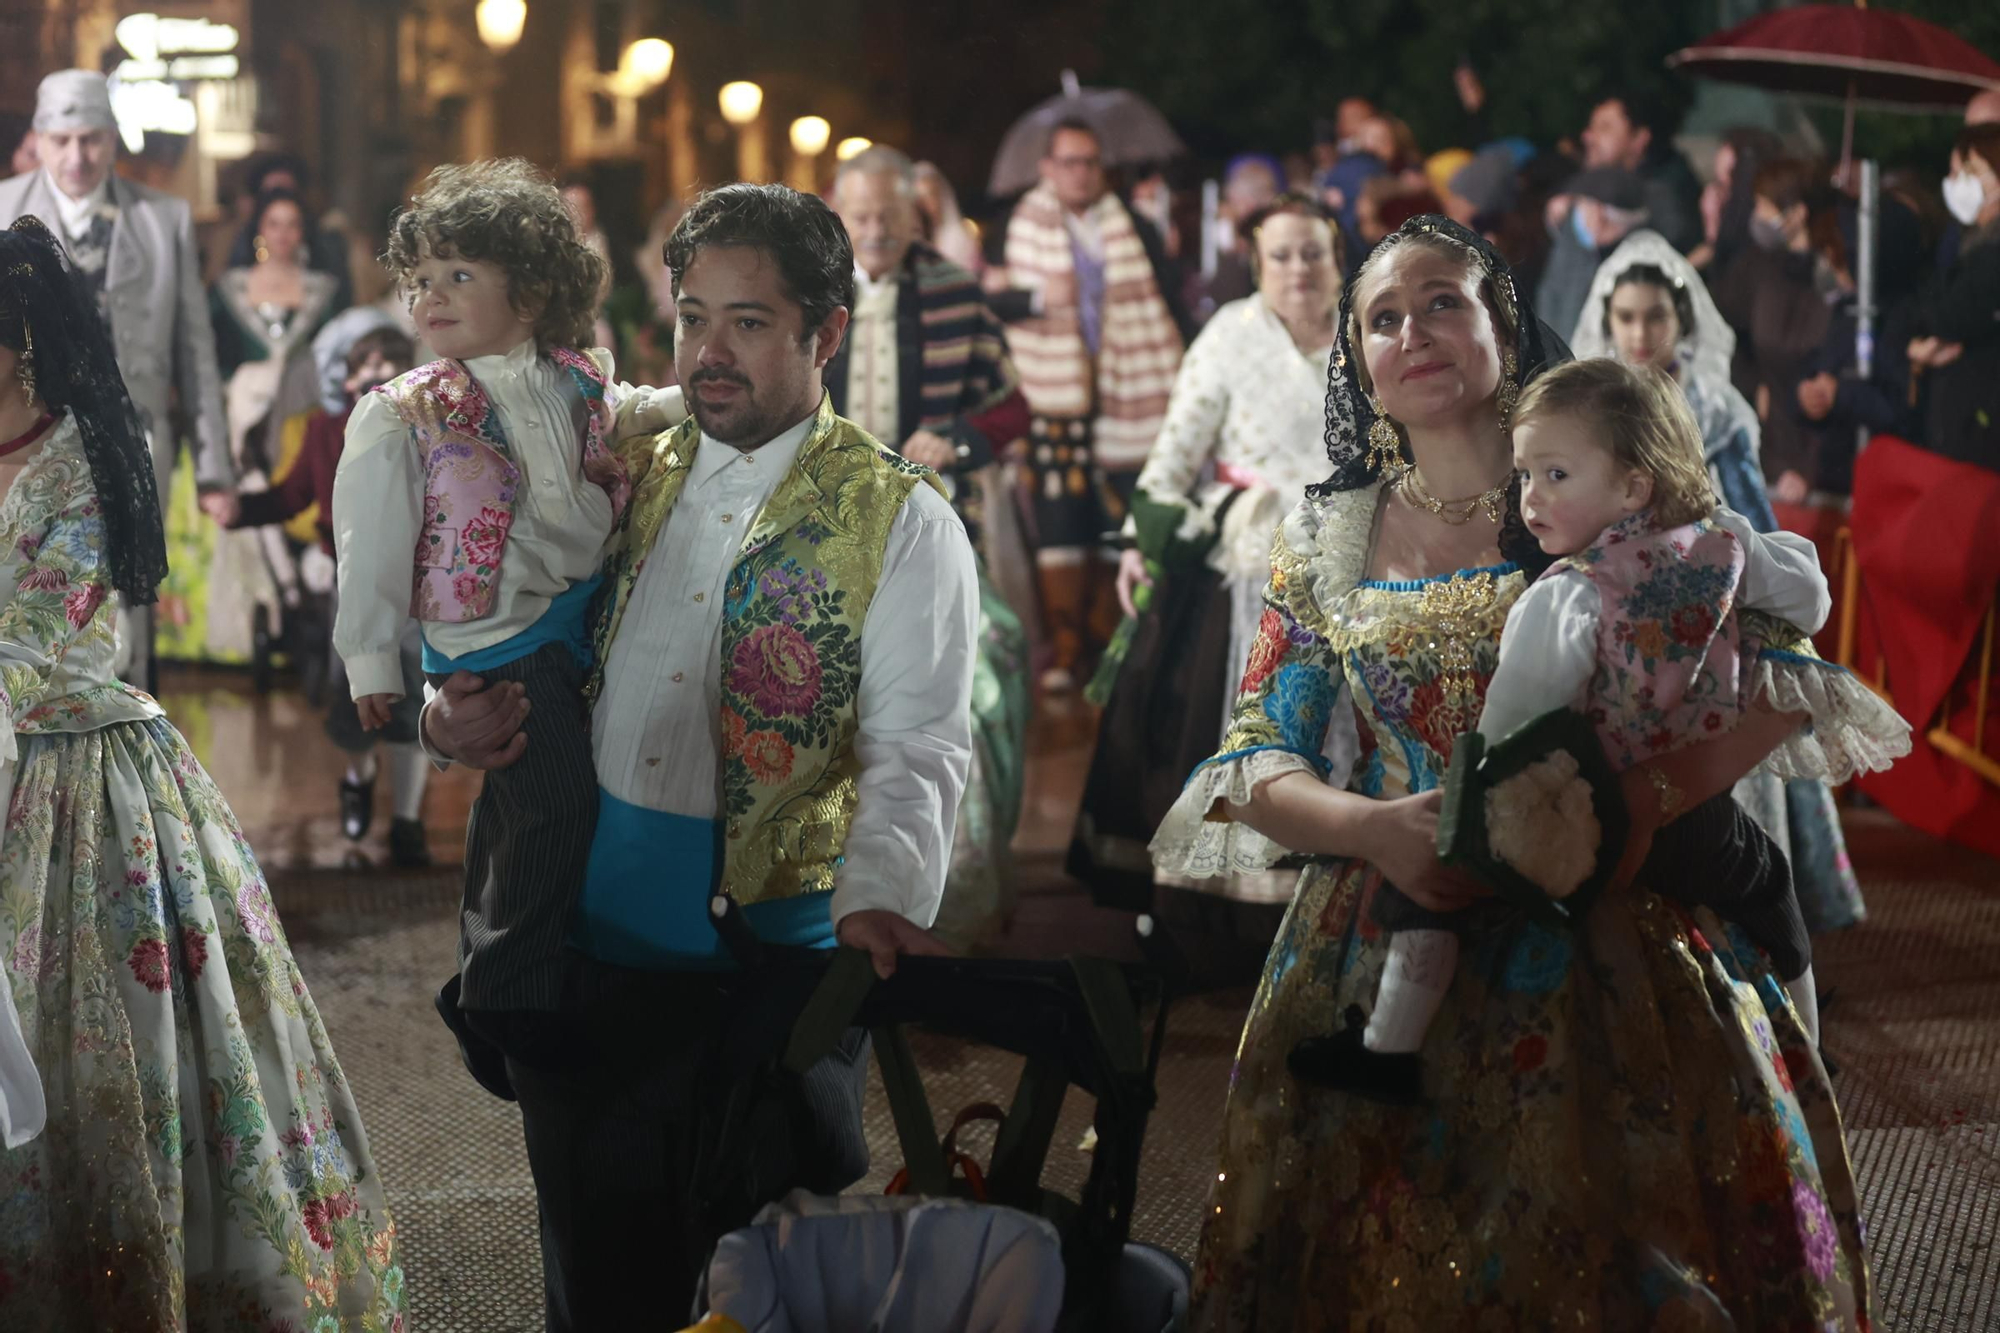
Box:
[699,1190,1064,1333]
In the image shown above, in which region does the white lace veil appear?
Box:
[1570,230,1758,466]
[1569,230,1735,393]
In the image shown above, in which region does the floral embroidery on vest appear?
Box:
[382,350,629,624]
[1556,512,1748,769]
[589,397,943,905]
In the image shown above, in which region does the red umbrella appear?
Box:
[1669,4,2000,113]
[1670,6,2000,391]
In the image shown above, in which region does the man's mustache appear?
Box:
[691,369,751,388]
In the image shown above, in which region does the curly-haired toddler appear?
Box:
[332,159,682,1032]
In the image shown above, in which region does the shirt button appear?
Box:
[721,513,734,523]
[693,592,704,603]
[671,672,684,682]
[541,479,554,488]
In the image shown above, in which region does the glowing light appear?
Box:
[834,137,872,162]
[115,14,239,62]
[622,38,674,89]
[475,0,527,53]
[718,81,763,126]
[789,116,831,156]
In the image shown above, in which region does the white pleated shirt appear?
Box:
[333,338,676,699]
[590,406,980,927]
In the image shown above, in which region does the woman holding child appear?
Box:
[1153,216,1879,1327]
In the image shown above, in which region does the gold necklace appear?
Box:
[1397,465,1511,526]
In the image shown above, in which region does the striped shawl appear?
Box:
[1003,183,1183,470]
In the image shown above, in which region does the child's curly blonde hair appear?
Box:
[1513,358,1716,528]
[384,158,607,350]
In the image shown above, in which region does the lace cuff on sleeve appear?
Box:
[1148,746,1322,878]
[1749,650,1912,784]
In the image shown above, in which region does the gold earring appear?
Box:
[253,235,270,264]
[15,324,33,405]
[1365,396,1403,474]
[1496,350,1519,433]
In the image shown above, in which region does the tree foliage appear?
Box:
[1100,0,2000,172]
[1102,0,1708,158]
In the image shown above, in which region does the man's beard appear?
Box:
[687,370,781,446]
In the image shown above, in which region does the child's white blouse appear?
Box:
[1476,509,1830,747]
[332,339,677,699]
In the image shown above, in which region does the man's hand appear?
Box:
[199,488,240,526]
[423,670,530,769]
[1797,372,1838,422]
[902,429,958,471]
[837,909,954,980]
[356,693,397,731]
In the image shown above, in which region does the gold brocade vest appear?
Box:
[588,396,945,905]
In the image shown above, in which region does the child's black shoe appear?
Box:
[1288,1005,1423,1104]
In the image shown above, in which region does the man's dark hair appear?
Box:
[664,183,854,339]
[1045,117,1100,158]
[1599,94,1681,152]
[345,326,416,378]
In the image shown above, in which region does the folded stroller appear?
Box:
[685,903,1190,1333]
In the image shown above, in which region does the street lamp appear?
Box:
[787,116,831,192]
[789,116,830,156]
[719,82,766,181]
[475,0,526,53]
[835,137,872,162]
[717,81,763,126]
[621,38,674,91]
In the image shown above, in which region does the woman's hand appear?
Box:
[1609,766,1664,890]
[1360,790,1492,913]
[1115,548,1153,619]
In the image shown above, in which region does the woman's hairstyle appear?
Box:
[1342,225,1519,400]
[1319,215,1569,576]
[664,183,855,340]
[0,217,165,601]
[1750,156,1824,214]
[1513,358,1714,528]
[384,158,608,350]
[1244,192,1343,279]
[1605,262,1696,342]
[252,186,310,241]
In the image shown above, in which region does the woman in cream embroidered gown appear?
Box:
[1572,230,1867,933]
[1152,217,1873,1328]
[0,219,399,1330]
[179,187,340,666]
[1070,196,1343,908]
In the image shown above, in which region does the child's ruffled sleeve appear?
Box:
[1739,609,1912,783]
[1150,496,1359,878]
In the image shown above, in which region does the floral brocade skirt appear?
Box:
[1190,858,1873,1331]
[0,717,402,1331]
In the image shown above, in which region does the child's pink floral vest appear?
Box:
[377,347,631,623]
[1553,512,1749,770]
